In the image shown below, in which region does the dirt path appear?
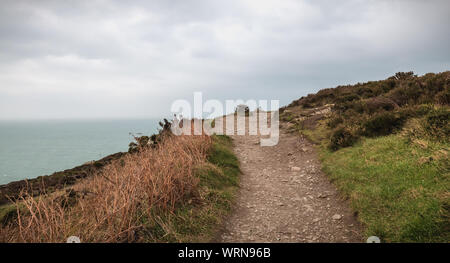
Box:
[219,117,363,243]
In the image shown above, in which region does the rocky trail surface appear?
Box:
[219,116,363,243]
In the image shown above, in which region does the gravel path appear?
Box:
[219,117,363,243]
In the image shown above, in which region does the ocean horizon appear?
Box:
[0,118,161,185]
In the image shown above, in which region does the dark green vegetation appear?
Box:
[281,71,449,242]
[145,135,240,242]
[0,204,16,227]
[285,71,449,150]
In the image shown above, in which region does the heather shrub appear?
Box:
[435,88,450,105]
[333,100,364,114]
[399,104,434,119]
[363,97,397,113]
[327,115,343,128]
[296,71,448,112]
[387,84,415,106]
[362,112,404,137]
[335,94,359,103]
[329,127,358,151]
[128,119,172,152]
[394,71,416,80]
[423,108,450,141]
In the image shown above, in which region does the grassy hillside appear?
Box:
[281,71,449,242]
[0,133,240,243]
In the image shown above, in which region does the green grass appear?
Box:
[295,119,330,145]
[144,135,240,242]
[320,134,449,242]
[280,111,295,122]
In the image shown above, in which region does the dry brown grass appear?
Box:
[0,133,211,243]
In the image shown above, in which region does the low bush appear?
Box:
[435,88,450,105]
[399,104,434,119]
[335,94,359,103]
[333,100,364,114]
[329,127,358,151]
[423,108,450,141]
[393,71,416,80]
[362,112,404,137]
[363,97,397,113]
[327,115,343,128]
[129,119,172,152]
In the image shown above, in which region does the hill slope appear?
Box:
[280,71,449,242]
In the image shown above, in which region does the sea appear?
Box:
[0,119,161,185]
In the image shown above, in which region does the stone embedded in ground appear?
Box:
[303,204,314,212]
[318,193,330,198]
[332,214,342,220]
[290,166,301,171]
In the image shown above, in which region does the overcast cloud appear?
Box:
[0,0,449,119]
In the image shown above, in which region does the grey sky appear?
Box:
[0,0,449,119]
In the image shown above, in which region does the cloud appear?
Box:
[0,0,449,119]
